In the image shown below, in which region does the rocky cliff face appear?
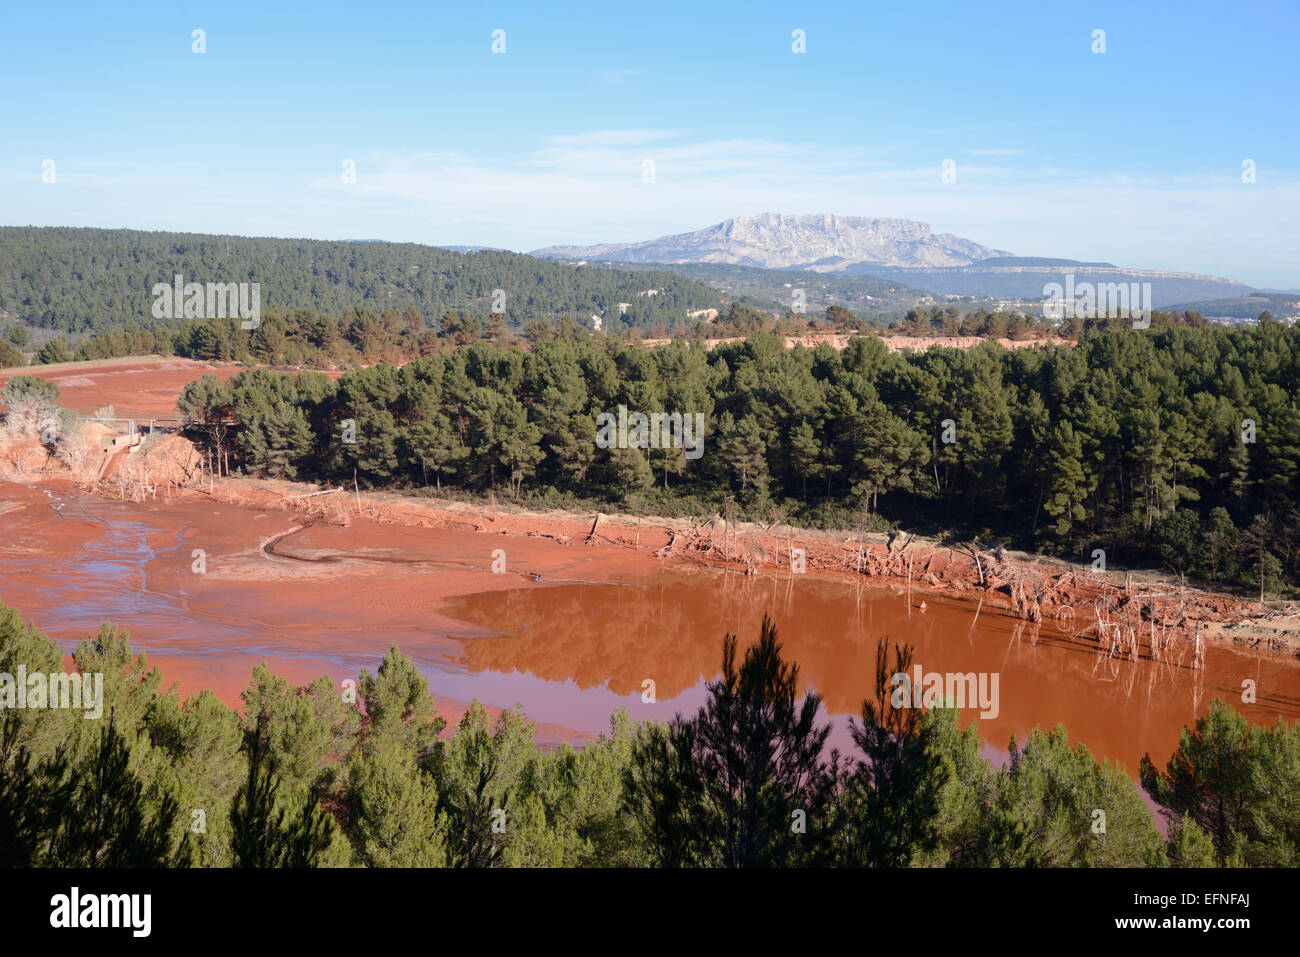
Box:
[533,213,1013,269]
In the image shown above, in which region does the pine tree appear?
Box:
[350,738,448,867]
[434,702,535,868]
[1041,420,1090,547]
[788,419,824,501]
[47,715,185,867]
[230,717,341,867]
[625,615,836,867]
[1140,700,1256,863]
[230,720,289,868]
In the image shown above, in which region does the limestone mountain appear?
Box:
[534,213,1255,306]
[532,213,1014,270]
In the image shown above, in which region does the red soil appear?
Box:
[0,357,239,420]
[0,356,345,422]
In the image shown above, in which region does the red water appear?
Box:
[3,480,1298,771]
[444,570,1300,773]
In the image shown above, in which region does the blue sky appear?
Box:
[2,0,1298,287]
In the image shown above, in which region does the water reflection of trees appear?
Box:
[447,574,952,713]
[445,572,1300,743]
[448,582,715,698]
[468,578,960,708]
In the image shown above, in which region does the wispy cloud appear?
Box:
[11,131,1290,285]
[297,131,1300,284]
[543,129,680,148]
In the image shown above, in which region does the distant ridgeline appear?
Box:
[566,259,925,318]
[847,257,1254,306]
[0,226,725,334]
[1164,292,1300,321]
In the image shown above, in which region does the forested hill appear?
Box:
[0,226,727,334]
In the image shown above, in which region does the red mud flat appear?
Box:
[3,476,1300,770]
[0,356,345,422]
[0,479,650,746]
[0,357,239,420]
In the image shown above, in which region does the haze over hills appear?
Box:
[850,260,1256,308]
[1162,291,1300,321]
[535,213,1259,308]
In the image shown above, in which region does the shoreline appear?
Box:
[4,472,1299,774]
[145,473,1300,661]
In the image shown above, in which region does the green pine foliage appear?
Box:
[624,614,837,867]
[0,226,723,335]
[2,600,1299,867]
[0,339,24,369]
[1140,699,1300,866]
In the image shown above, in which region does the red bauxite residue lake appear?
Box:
[2,479,1298,769]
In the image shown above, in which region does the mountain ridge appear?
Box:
[533,213,1256,306]
[533,213,1015,270]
